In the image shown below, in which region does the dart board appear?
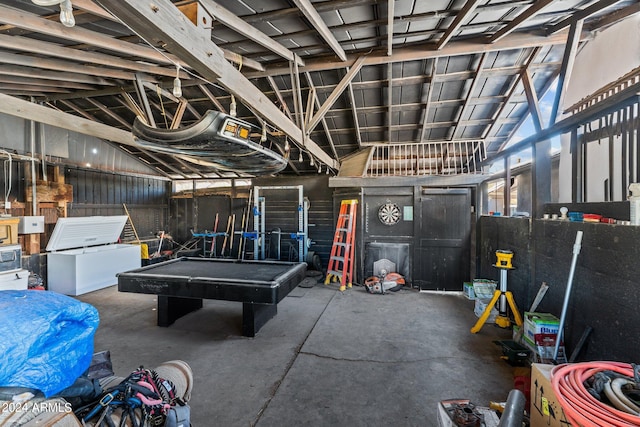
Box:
[378,202,401,226]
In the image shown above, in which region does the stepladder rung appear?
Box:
[327,199,358,289]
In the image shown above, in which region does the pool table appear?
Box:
[117,257,307,337]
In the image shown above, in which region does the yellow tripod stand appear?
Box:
[471,250,523,334]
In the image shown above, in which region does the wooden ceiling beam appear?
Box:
[436,0,481,50]
[347,82,363,148]
[306,55,367,135]
[419,58,438,142]
[0,84,69,94]
[0,93,136,146]
[0,51,133,82]
[304,73,340,160]
[387,0,395,56]
[0,4,182,67]
[0,75,95,91]
[550,20,582,125]
[220,0,534,27]
[198,84,227,114]
[199,0,303,66]
[55,99,97,121]
[328,117,515,134]
[0,64,114,86]
[0,34,185,79]
[248,30,572,78]
[451,53,488,139]
[546,0,620,35]
[486,47,540,148]
[86,98,132,129]
[521,69,544,131]
[71,0,116,20]
[488,0,555,43]
[290,0,347,61]
[585,2,640,32]
[265,76,292,121]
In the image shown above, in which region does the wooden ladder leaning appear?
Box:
[122,203,140,243]
[324,199,358,291]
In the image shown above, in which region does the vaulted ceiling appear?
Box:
[0,0,637,179]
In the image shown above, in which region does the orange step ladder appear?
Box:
[324,199,358,291]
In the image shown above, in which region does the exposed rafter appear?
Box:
[347,82,363,148]
[198,85,227,114]
[0,51,133,82]
[290,0,348,61]
[451,53,488,140]
[305,73,339,160]
[488,0,555,43]
[248,30,573,78]
[306,56,367,136]
[419,58,438,142]
[199,0,304,66]
[550,20,583,125]
[546,0,620,35]
[0,34,182,79]
[387,0,394,56]
[584,2,640,32]
[436,0,481,50]
[521,69,544,132]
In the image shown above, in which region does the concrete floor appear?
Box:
[79,278,516,426]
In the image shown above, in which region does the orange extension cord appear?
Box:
[551,362,640,427]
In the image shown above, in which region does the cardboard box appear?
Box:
[530,363,572,427]
[524,312,560,344]
[463,282,475,299]
[0,217,19,245]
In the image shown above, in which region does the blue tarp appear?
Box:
[0,290,99,397]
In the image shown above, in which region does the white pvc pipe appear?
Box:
[553,230,583,360]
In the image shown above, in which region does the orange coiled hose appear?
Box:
[551,362,640,426]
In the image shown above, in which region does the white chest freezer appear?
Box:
[46,216,141,296]
[0,269,29,290]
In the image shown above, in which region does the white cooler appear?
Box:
[46,216,141,296]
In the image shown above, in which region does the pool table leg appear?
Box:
[157,296,203,327]
[242,303,277,337]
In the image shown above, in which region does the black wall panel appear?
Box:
[168,176,334,266]
[66,168,170,239]
[477,216,532,311]
[478,215,640,362]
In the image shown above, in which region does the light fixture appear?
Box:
[260,123,267,143]
[310,156,314,167]
[325,167,329,175]
[32,0,75,28]
[298,151,303,163]
[172,65,182,98]
[318,163,322,173]
[230,95,237,117]
[59,0,74,27]
[284,137,290,152]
